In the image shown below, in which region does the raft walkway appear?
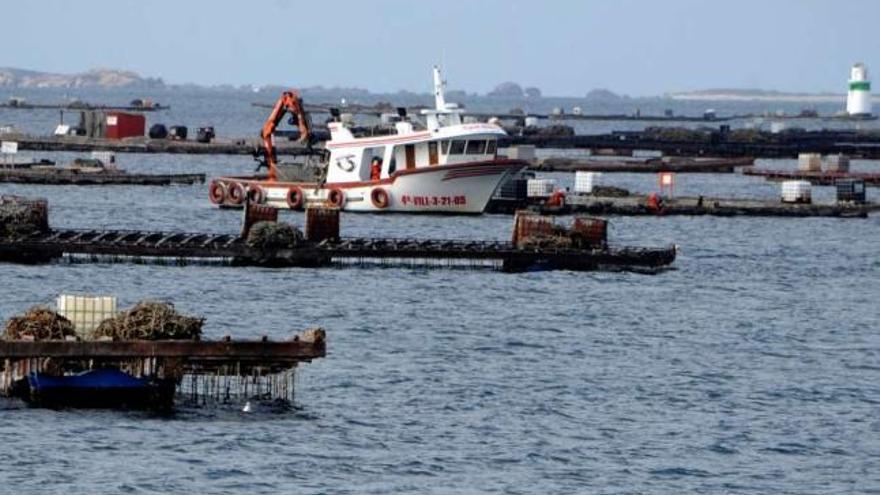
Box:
[742,168,880,186]
[488,195,878,218]
[0,229,676,272]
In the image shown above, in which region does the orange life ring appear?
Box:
[370,187,390,209]
[208,180,227,205]
[326,188,345,208]
[246,184,265,204]
[227,181,245,205]
[286,187,304,210]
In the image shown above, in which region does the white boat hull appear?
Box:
[213,160,527,214]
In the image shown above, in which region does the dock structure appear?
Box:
[507,129,880,159]
[4,134,322,157]
[532,156,755,173]
[0,102,169,112]
[0,168,204,185]
[742,168,880,186]
[0,333,326,410]
[488,195,879,218]
[0,229,677,272]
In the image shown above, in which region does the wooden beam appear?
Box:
[0,340,325,360]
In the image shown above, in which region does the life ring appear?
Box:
[370,187,390,209]
[246,184,265,204]
[227,181,245,205]
[325,188,345,208]
[286,186,304,210]
[208,180,227,205]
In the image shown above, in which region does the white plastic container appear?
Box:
[825,154,850,172]
[57,294,117,336]
[574,171,601,194]
[797,153,822,172]
[781,180,812,203]
[527,179,555,198]
[90,151,116,165]
[507,145,536,161]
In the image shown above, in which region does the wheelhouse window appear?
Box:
[441,140,450,154]
[466,140,487,155]
[486,139,497,155]
[449,140,466,155]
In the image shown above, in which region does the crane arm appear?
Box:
[260,90,311,182]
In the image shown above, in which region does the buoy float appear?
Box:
[208,180,227,205]
[227,181,245,205]
[646,193,664,213]
[547,189,566,207]
[246,184,265,204]
[326,188,345,208]
[370,187,390,209]
[286,186,304,210]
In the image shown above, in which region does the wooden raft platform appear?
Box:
[0,339,324,364]
[0,336,326,410]
[0,168,205,185]
[6,134,322,156]
[507,129,880,159]
[742,168,880,186]
[488,195,878,218]
[0,103,169,111]
[0,229,676,272]
[532,156,755,173]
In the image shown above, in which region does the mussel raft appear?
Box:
[0,197,677,273]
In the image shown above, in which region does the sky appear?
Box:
[5,0,880,96]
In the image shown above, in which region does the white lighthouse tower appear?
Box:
[846,63,872,116]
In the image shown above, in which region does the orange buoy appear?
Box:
[246,184,265,204]
[208,180,227,205]
[370,187,390,209]
[326,188,345,208]
[547,190,566,207]
[227,181,245,205]
[646,193,664,213]
[286,186,304,210]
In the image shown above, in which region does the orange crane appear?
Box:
[260,90,312,182]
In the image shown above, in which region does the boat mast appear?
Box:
[433,66,446,111]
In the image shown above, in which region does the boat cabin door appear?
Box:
[405,144,416,170]
[428,141,438,165]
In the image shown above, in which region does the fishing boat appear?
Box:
[209,67,528,213]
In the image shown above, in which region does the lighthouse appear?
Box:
[846,63,872,116]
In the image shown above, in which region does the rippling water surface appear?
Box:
[0,92,878,494]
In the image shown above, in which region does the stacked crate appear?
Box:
[781,180,812,204]
[574,171,601,194]
[526,179,555,198]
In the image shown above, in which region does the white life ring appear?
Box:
[335,155,356,172]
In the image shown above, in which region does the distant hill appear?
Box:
[0,67,165,89]
[666,88,850,102]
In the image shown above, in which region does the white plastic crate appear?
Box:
[90,151,116,165]
[781,180,812,203]
[824,154,850,172]
[526,179,555,198]
[574,171,601,194]
[797,153,821,172]
[57,294,117,336]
